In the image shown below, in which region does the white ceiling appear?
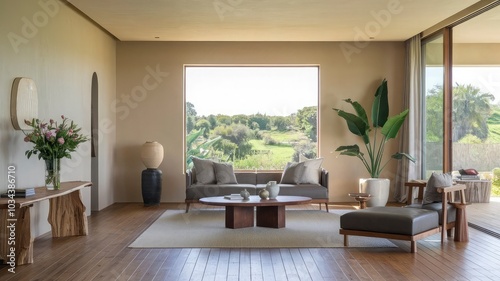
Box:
[67,0,497,42]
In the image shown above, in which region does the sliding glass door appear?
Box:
[422,34,445,178]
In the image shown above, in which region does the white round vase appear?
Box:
[359,178,390,207]
[266,181,280,199]
[140,141,164,169]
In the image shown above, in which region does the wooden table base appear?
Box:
[0,207,33,265]
[48,191,88,237]
[256,205,286,228]
[200,196,311,230]
[0,181,91,265]
[225,205,287,228]
[225,206,254,229]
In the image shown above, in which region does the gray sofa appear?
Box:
[185,169,329,212]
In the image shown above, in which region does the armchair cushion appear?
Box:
[422,172,453,205]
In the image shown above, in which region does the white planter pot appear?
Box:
[359,178,390,207]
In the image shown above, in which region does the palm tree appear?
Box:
[452,83,495,141]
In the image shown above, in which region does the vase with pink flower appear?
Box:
[23,115,89,190]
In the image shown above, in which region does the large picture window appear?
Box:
[185,66,319,170]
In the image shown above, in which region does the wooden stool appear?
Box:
[348,193,372,209]
[451,202,470,242]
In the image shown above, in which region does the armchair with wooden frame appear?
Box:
[405,181,469,243]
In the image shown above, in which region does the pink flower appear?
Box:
[24,136,30,142]
[57,138,65,145]
[45,130,55,140]
[68,129,73,136]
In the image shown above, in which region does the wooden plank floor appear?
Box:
[1,202,500,281]
[467,196,500,235]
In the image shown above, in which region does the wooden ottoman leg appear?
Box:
[344,235,349,246]
[411,241,417,253]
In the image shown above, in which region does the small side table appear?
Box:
[348,193,372,209]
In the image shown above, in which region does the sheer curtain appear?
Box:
[394,34,424,202]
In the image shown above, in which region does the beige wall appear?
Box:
[454,43,500,65]
[116,41,406,204]
[426,43,500,65]
[0,0,116,237]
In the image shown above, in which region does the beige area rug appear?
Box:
[129,209,396,248]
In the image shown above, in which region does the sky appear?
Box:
[425,66,500,104]
[185,66,319,117]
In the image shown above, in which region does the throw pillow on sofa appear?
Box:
[299,158,323,184]
[213,162,238,184]
[280,158,323,184]
[280,162,305,184]
[192,157,216,184]
[422,172,453,205]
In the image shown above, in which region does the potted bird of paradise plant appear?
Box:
[333,79,415,206]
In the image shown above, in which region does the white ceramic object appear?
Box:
[266,181,280,199]
[359,178,390,207]
[140,141,164,169]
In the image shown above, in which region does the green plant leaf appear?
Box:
[392,152,416,163]
[372,79,389,128]
[335,145,362,157]
[333,109,369,143]
[344,99,368,125]
[381,109,409,139]
[186,128,204,149]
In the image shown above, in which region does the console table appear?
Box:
[0,181,91,265]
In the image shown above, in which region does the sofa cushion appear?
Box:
[192,157,216,184]
[299,158,323,184]
[280,162,305,184]
[256,172,282,184]
[213,162,238,184]
[280,158,323,184]
[258,184,328,199]
[235,172,257,185]
[423,172,452,205]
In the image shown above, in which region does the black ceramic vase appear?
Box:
[141,168,162,206]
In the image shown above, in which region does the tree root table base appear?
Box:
[0,181,91,266]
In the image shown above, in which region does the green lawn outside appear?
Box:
[233,130,309,170]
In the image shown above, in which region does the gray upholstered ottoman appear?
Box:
[339,207,440,253]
